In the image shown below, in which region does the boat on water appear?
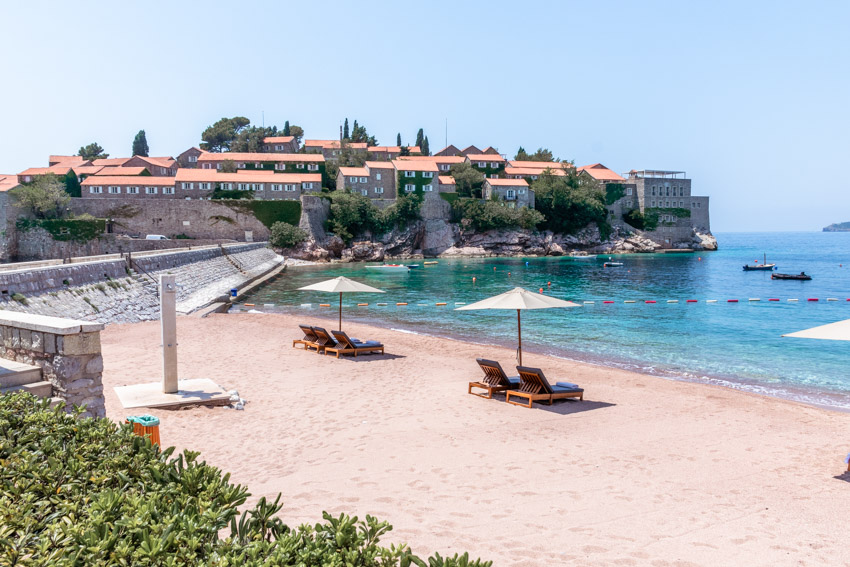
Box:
[569,253,596,260]
[743,253,776,271]
[366,264,413,272]
[423,261,438,265]
[603,262,624,267]
[772,272,812,281]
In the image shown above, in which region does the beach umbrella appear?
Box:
[298,276,385,330]
[456,287,580,365]
[782,318,850,341]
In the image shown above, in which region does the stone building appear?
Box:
[336,161,397,205]
[89,156,177,176]
[468,154,506,178]
[367,146,420,161]
[505,160,571,181]
[81,176,176,199]
[176,170,320,200]
[197,152,324,173]
[176,147,206,168]
[262,136,300,153]
[392,160,439,195]
[438,175,456,193]
[303,139,367,160]
[482,178,534,208]
[395,154,467,173]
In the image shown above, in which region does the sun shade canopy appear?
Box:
[298,276,385,294]
[456,287,580,311]
[782,318,850,342]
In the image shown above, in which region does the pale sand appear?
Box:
[101,313,850,566]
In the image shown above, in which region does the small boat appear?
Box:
[743,253,776,271]
[569,253,596,260]
[603,262,624,267]
[366,264,410,272]
[423,261,438,265]
[772,272,812,281]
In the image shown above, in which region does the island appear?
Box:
[823,221,850,232]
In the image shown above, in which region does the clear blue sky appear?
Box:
[1,0,847,231]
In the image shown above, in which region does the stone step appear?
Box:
[49,396,65,409]
[0,359,43,388]
[1,380,53,398]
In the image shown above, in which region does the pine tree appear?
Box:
[415,128,424,149]
[343,118,350,140]
[422,136,430,156]
[283,121,290,136]
[132,130,149,157]
[396,133,402,146]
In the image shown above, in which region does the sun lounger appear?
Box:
[469,358,521,399]
[310,327,340,353]
[325,330,384,358]
[292,325,320,351]
[506,366,583,408]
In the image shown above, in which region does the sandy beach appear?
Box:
[101,313,850,566]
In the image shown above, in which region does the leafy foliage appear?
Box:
[449,162,485,198]
[200,116,250,152]
[514,147,556,162]
[211,188,254,200]
[326,191,423,242]
[343,118,350,139]
[531,170,609,235]
[230,125,279,153]
[16,217,106,242]
[269,221,307,248]
[0,393,491,566]
[10,173,71,218]
[132,130,149,157]
[452,199,545,231]
[604,183,625,205]
[347,119,378,146]
[289,124,304,144]
[623,209,654,230]
[645,206,691,218]
[220,159,237,173]
[77,142,108,160]
[422,136,430,156]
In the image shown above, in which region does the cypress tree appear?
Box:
[415,128,424,148]
[132,130,149,157]
[343,118,350,140]
[422,136,430,156]
[396,133,402,146]
[283,121,290,136]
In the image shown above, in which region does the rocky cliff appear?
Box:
[823,222,850,232]
[288,194,717,261]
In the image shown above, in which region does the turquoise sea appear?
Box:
[241,232,850,409]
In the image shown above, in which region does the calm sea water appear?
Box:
[241,232,850,409]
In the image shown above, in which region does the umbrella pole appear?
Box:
[339,292,342,331]
[517,309,522,366]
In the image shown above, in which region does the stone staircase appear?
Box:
[0,359,63,408]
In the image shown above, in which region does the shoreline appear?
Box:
[100,313,850,566]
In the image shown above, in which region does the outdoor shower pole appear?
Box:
[517,309,522,366]
[339,292,343,331]
[161,275,178,393]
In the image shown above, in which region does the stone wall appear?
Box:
[0,312,105,418]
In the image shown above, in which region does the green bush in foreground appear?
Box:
[269,221,308,249]
[0,393,490,567]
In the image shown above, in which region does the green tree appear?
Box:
[132,130,149,156]
[327,191,379,242]
[220,159,237,173]
[415,128,424,148]
[10,173,71,219]
[231,125,278,153]
[269,221,307,248]
[449,161,485,198]
[349,119,377,146]
[339,140,367,167]
[396,133,402,146]
[422,136,430,156]
[532,169,608,235]
[283,120,290,136]
[77,142,108,160]
[515,147,556,162]
[343,118,350,140]
[200,116,250,152]
[289,124,304,144]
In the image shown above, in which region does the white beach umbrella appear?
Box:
[456,287,580,365]
[782,318,850,341]
[298,276,385,330]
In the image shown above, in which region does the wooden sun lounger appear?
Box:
[325,330,384,358]
[311,327,338,353]
[469,358,521,399]
[292,325,320,351]
[506,366,583,408]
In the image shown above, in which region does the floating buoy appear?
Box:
[396,302,408,306]
[539,288,543,293]
[525,261,529,266]
[706,300,718,303]
[727,299,739,303]
[508,272,511,276]
[547,281,551,287]
[603,300,614,304]
[436,302,447,306]
[357,303,368,306]
[472,277,476,283]
[667,300,678,303]
[300,303,312,307]
[493,267,497,271]
[827,298,838,301]
[583,301,595,304]
[807,298,819,302]
[788,298,799,302]
[768,298,779,302]
[687,299,698,303]
[624,300,637,303]
[645,300,656,304]
[698,257,702,261]
[245,303,256,307]
[377,302,388,306]
[749,298,760,302]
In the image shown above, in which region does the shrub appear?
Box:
[452,199,545,231]
[623,209,658,231]
[0,393,491,566]
[531,170,609,235]
[269,221,307,248]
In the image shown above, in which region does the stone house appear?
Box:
[303,139,367,160]
[483,178,534,208]
[174,170,319,200]
[18,166,76,184]
[262,136,300,153]
[123,156,177,176]
[392,160,440,196]
[438,175,456,193]
[395,154,467,173]
[505,161,570,181]
[480,146,501,155]
[434,144,462,157]
[48,155,89,167]
[176,147,206,168]
[81,176,176,199]
[367,146,420,161]
[336,162,397,204]
[196,152,326,182]
[467,154,506,178]
[92,166,150,177]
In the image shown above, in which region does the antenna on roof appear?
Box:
[445,118,448,149]
[262,111,264,128]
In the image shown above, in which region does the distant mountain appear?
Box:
[823,222,850,232]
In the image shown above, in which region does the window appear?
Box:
[188,155,198,163]
[307,164,318,171]
[89,186,103,194]
[423,171,434,178]
[531,175,538,180]
[199,182,211,190]
[271,184,282,191]
[361,189,368,196]
[145,187,158,195]
[490,173,499,179]
[506,190,516,200]
[651,186,656,196]
[626,187,633,196]
[405,184,415,192]
[666,187,670,197]
[237,183,247,191]
[275,145,283,150]
[297,163,305,169]
[376,173,382,180]
[127,186,139,194]
[359,177,367,183]
[404,171,415,177]
[423,184,433,192]
[214,163,221,170]
[256,184,264,191]
[108,186,120,194]
[518,189,526,195]
[440,164,450,171]
[220,183,232,190]
[665,201,670,207]
[163,187,175,195]
[680,187,684,196]
[237,163,246,169]
[679,200,683,207]
[490,162,499,168]
[477,162,486,167]
[697,202,701,208]
[160,168,167,175]
[651,200,656,207]
[375,187,384,194]
[254,162,261,168]
[284,184,296,191]
[349,177,358,183]
[303,182,314,190]
[275,163,286,170]
[181,182,194,190]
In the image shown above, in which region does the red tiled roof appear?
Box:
[461,145,482,155]
[364,161,395,169]
[505,166,565,177]
[93,167,149,176]
[577,163,625,182]
[339,167,369,176]
[369,146,421,154]
[466,154,506,163]
[263,136,295,144]
[92,158,131,167]
[508,160,570,170]
[81,176,174,186]
[175,170,320,183]
[0,174,20,192]
[18,166,73,177]
[391,160,439,172]
[396,155,467,164]
[72,166,104,176]
[485,178,529,187]
[197,152,325,163]
[438,175,455,185]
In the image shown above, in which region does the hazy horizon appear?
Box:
[1,0,847,232]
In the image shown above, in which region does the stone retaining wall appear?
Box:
[0,312,105,418]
